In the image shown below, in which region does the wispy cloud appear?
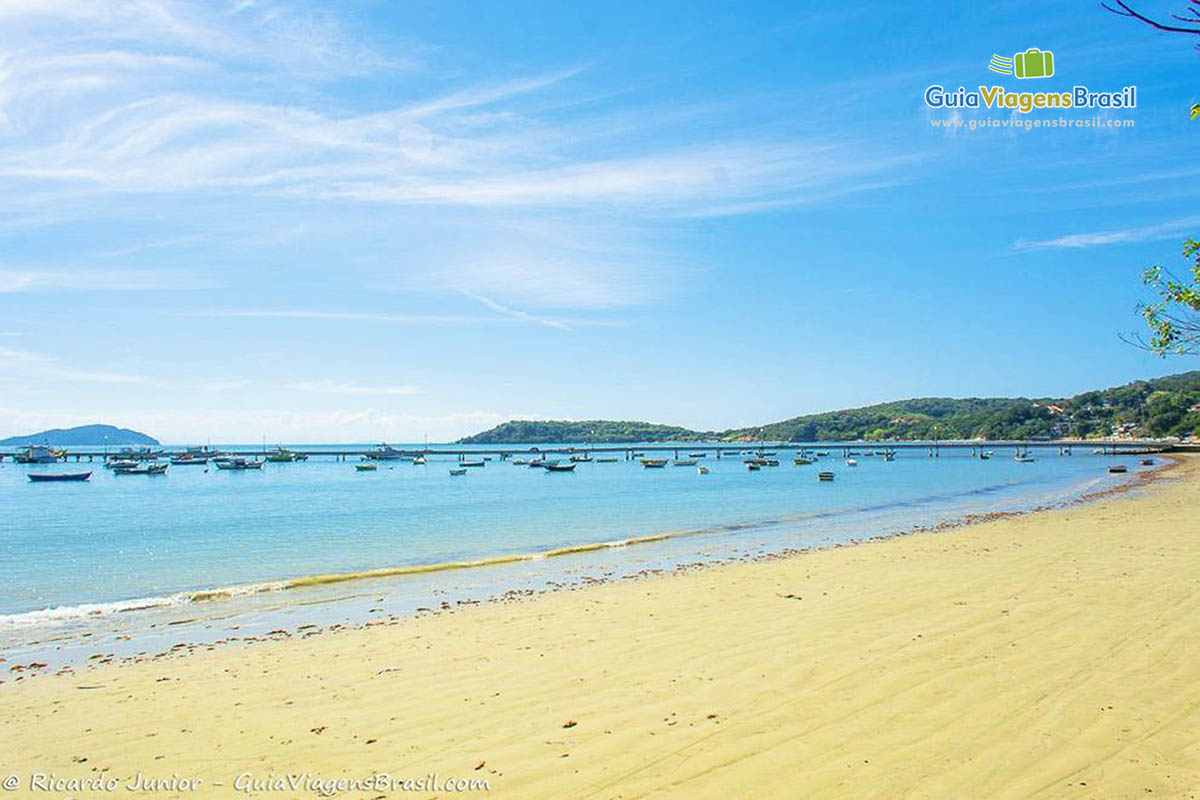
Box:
[173,307,622,328]
[287,380,423,397]
[1013,216,1200,251]
[0,0,925,326]
[0,3,912,301]
[0,269,213,292]
[0,345,159,385]
[459,290,571,331]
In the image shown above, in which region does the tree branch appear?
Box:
[1102,0,1200,33]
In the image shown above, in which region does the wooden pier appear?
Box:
[2,439,1188,463]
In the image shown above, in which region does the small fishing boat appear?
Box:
[697,465,710,475]
[747,463,761,471]
[366,444,409,461]
[356,463,378,472]
[845,459,858,467]
[569,454,593,462]
[816,451,830,457]
[115,463,168,475]
[528,459,546,468]
[545,462,577,472]
[266,447,303,463]
[412,455,426,465]
[1015,456,1036,463]
[512,458,528,465]
[449,467,467,476]
[1107,465,1128,474]
[215,458,263,471]
[641,459,668,468]
[459,459,486,467]
[105,458,140,470]
[818,471,835,481]
[1140,458,1155,466]
[673,459,698,466]
[979,452,991,460]
[170,455,208,465]
[595,457,620,463]
[688,453,706,459]
[794,457,814,465]
[15,445,58,464]
[763,459,780,467]
[28,471,92,482]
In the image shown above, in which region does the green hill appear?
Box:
[458,419,710,444]
[460,372,1200,443]
[0,424,160,447]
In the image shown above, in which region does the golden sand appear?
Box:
[2,458,1198,799]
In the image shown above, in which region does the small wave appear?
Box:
[0,581,289,629]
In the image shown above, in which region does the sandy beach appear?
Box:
[2,457,1198,799]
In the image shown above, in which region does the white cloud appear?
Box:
[288,380,424,397]
[0,269,212,292]
[0,345,159,385]
[1013,216,1200,251]
[0,405,511,444]
[459,291,571,331]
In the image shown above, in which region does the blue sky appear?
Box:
[0,0,1197,442]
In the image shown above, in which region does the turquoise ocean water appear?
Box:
[0,444,1154,668]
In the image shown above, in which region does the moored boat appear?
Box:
[845,459,858,467]
[697,465,710,475]
[366,444,409,461]
[115,462,168,475]
[266,446,303,463]
[459,459,486,467]
[673,459,698,466]
[1107,465,1128,473]
[214,458,263,471]
[641,459,668,468]
[28,471,92,482]
[449,467,468,476]
[818,471,835,481]
[545,462,577,472]
[355,463,378,472]
[794,458,814,466]
[15,445,58,464]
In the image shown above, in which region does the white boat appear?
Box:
[845,459,858,467]
[697,465,710,475]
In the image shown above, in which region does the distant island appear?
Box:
[0,424,160,447]
[460,372,1200,443]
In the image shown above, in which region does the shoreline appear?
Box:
[1,457,1196,797]
[0,458,1165,675]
